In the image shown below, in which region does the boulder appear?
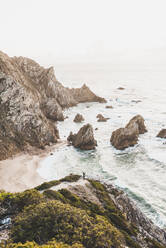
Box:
[157,129,166,138]
[73,113,84,123]
[110,115,147,150]
[96,114,109,122]
[40,99,64,121]
[126,115,147,134]
[105,105,113,109]
[67,124,97,150]
[117,87,125,90]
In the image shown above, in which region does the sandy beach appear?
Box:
[0,141,66,193]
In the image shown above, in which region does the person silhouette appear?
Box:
[83,172,85,179]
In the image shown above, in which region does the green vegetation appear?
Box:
[1,240,84,248]
[11,200,124,248]
[0,176,165,248]
[35,174,81,191]
[0,189,44,212]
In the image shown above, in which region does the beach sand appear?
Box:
[0,141,66,193]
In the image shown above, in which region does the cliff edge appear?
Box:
[0,51,106,160]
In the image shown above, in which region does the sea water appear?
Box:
[38,62,166,228]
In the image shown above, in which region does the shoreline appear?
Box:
[0,140,66,193]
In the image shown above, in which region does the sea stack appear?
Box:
[110,115,147,150]
[67,124,97,150]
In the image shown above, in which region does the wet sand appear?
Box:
[0,141,66,193]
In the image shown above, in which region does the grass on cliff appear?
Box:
[0,175,165,248]
[35,174,81,191]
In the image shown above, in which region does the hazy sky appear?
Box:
[1,0,166,64]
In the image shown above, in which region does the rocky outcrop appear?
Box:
[69,84,107,104]
[67,124,97,150]
[73,113,84,123]
[1,175,164,247]
[96,114,109,122]
[105,105,113,109]
[110,115,147,150]
[157,129,166,138]
[0,73,59,161]
[0,51,105,160]
[126,115,147,134]
[40,99,64,121]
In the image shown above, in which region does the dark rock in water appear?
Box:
[110,115,147,150]
[117,87,125,90]
[73,113,84,123]
[157,129,166,138]
[126,115,147,134]
[96,114,109,122]
[110,126,139,150]
[67,124,97,150]
[131,100,142,103]
[105,105,113,109]
[95,128,98,130]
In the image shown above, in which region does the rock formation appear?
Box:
[67,124,97,150]
[70,84,107,104]
[126,115,147,134]
[105,105,113,109]
[110,115,147,150]
[96,114,109,122]
[73,113,84,123]
[117,87,125,90]
[0,51,105,160]
[157,129,166,138]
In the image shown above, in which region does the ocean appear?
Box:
[38,62,166,228]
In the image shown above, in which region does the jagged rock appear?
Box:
[126,115,147,134]
[73,113,84,123]
[157,129,166,138]
[67,124,97,150]
[105,105,113,109]
[96,114,109,122]
[40,99,64,121]
[70,84,107,104]
[110,115,147,150]
[0,51,105,160]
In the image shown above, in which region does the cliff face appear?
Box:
[0,51,106,160]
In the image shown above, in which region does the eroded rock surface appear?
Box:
[126,115,147,134]
[96,114,109,122]
[70,84,107,104]
[67,124,97,150]
[0,51,105,160]
[157,129,166,138]
[73,113,84,123]
[110,115,147,150]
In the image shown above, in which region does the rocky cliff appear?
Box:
[0,175,166,248]
[0,51,106,160]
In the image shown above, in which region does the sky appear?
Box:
[1,0,166,64]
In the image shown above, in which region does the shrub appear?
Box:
[11,200,125,248]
